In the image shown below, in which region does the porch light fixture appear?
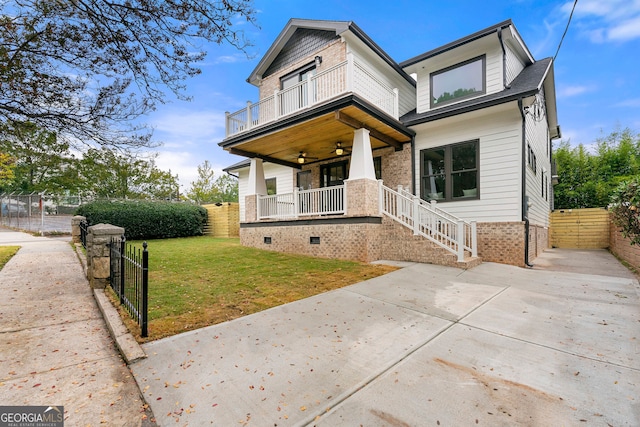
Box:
[297,151,317,164]
[315,55,322,67]
[335,142,344,156]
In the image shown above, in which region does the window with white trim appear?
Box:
[265,178,277,195]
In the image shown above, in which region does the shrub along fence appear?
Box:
[76,200,207,239]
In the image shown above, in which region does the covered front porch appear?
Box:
[220,93,479,267]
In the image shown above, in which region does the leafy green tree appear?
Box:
[0,121,77,193]
[553,128,640,209]
[0,152,15,187]
[77,148,178,200]
[186,160,238,204]
[0,1,256,150]
[610,177,640,245]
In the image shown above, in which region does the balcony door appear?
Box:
[280,64,316,115]
[320,161,348,187]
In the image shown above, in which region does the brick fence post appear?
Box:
[71,215,86,244]
[86,223,124,289]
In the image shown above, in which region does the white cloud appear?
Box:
[215,54,246,64]
[558,84,595,98]
[561,0,640,43]
[608,16,640,41]
[150,109,225,142]
[614,98,640,108]
[145,106,237,190]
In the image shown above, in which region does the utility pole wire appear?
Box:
[554,0,579,62]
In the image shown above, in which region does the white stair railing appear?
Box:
[380,183,477,261]
[398,186,477,257]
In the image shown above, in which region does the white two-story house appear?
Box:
[221,18,560,268]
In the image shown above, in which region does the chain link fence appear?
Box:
[0,193,87,234]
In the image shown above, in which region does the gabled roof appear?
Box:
[400,57,555,126]
[400,19,534,69]
[247,18,415,87]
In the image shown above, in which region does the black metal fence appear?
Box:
[79,220,88,249]
[109,235,149,337]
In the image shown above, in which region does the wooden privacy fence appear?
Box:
[202,202,239,238]
[550,208,610,249]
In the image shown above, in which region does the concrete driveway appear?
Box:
[131,249,640,426]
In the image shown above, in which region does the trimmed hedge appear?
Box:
[76,200,208,240]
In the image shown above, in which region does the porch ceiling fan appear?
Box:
[331,141,351,156]
[296,151,318,164]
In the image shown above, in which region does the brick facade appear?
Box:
[298,144,411,191]
[259,40,346,100]
[376,145,412,190]
[476,222,525,267]
[610,220,640,272]
[240,216,481,268]
[345,179,380,217]
[240,218,381,262]
[528,224,549,261]
[245,195,257,222]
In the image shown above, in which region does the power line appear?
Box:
[554,0,578,62]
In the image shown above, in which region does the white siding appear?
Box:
[237,168,249,222]
[346,37,416,117]
[505,43,525,85]
[412,102,523,223]
[236,163,296,222]
[414,37,503,114]
[524,91,552,227]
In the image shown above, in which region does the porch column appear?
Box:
[245,158,267,222]
[247,158,267,195]
[345,128,380,217]
[348,128,376,181]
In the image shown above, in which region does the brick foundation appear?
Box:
[241,215,481,268]
[240,217,382,262]
[528,224,549,261]
[476,222,525,267]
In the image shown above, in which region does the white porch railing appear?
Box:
[258,185,345,220]
[380,183,477,262]
[225,55,399,138]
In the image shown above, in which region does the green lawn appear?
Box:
[125,237,397,341]
[0,246,19,270]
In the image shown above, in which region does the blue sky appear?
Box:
[147,0,640,190]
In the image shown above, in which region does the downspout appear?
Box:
[410,135,416,195]
[518,98,533,267]
[497,28,511,90]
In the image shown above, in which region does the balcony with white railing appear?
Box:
[225,54,400,138]
[258,186,345,220]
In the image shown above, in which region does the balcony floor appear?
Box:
[222,95,414,168]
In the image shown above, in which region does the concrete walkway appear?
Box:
[0,228,150,426]
[131,249,640,426]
